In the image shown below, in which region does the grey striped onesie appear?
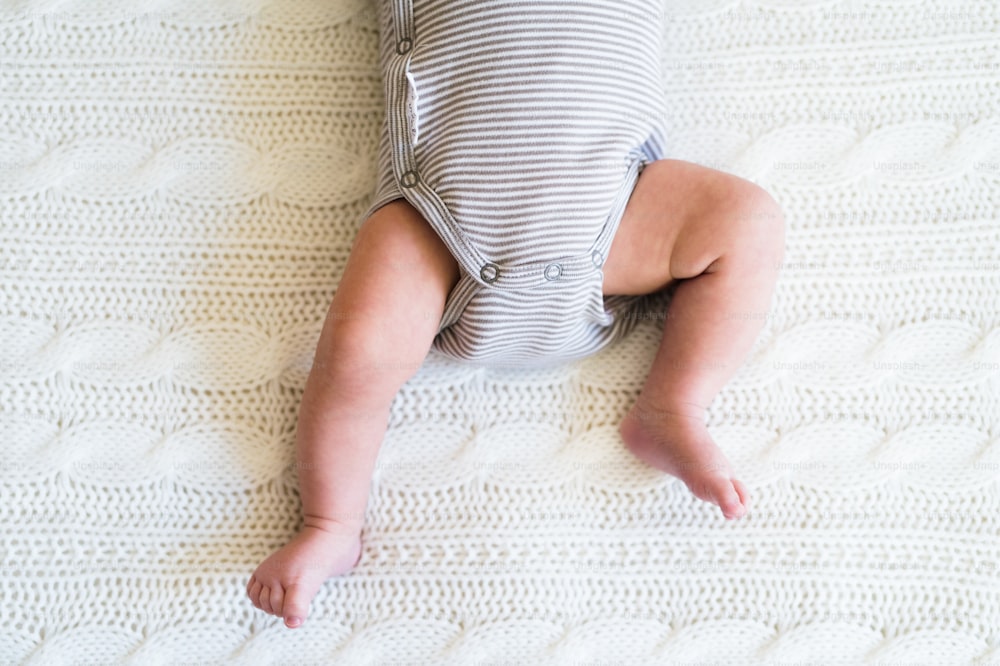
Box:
[365,0,669,367]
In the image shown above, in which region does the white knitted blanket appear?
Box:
[2,1,998,664]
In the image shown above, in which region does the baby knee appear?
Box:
[728,181,786,269]
[316,317,427,397]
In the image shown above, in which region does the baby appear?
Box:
[247,0,784,629]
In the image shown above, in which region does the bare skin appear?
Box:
[246,158,785,628]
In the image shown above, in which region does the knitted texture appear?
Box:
[1,1,999,664]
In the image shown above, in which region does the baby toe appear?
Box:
[259,584,274,615]
[268,582,285,617]
[248,578,263,610]
[697,475,743,520]
[716,480,747,520]
[282,582,311,629]
[732,478,751,514]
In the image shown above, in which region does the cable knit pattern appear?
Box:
[1,1,999,663]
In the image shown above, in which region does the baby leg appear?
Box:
[247,200,458,627]
[604,159,785,519]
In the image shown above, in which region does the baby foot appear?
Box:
[619,398,749,519]
[246,523,362,629]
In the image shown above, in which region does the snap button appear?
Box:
[396,38,412,55]
[592,251,604,268]
[543,263,562,281]
[401,170,419,188]
[480,263,500,283]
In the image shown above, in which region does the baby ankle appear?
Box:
[629,394,707,427]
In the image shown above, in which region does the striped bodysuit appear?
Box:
[365,0,669,367]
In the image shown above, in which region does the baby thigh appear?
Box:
[602,158,784,297]
[314,198,460,397]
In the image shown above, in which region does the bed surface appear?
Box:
[1,1,998,663]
